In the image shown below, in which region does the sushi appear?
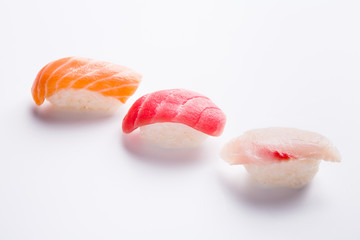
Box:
[221,127,341,188]
[31,57,142,112]
[122,89,226,148]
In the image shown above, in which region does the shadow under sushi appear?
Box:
[31,104,118,125]
[217,165,310,209]
[121,132,206,167]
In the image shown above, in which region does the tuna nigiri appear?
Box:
[122,89,226,148]
[221,128,341,188]
[31,57,142,112]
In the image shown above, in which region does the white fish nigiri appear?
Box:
[221,128,341,188]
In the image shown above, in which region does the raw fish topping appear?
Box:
[122,89,226,136]
[32,57,142,105]
[221,127,341,165]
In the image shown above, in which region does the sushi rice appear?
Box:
[48,89,121,113]
[140,122,208,148]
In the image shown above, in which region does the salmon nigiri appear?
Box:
[221,128,341,188]
[31,57,142,112]
[122,89,226,148]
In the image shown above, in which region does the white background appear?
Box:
[0,0,359,239]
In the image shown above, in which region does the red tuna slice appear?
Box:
[122,89,226,136]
